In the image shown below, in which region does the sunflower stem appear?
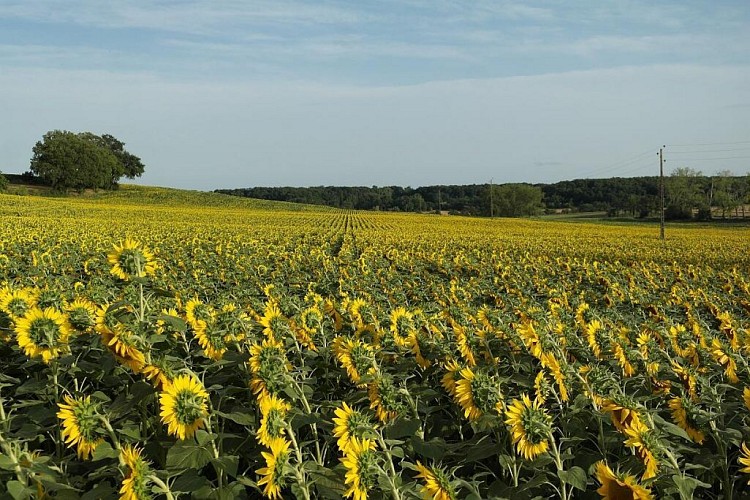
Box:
[285,423,312,500]
[0,394,29,487]
[291,377,323,466]
[548,433,568,500]
[100,415,121,451]
[376,432,403,500]
[149,474,176,500]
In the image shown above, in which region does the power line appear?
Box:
[667,140,750,147]
[663,155,750,161]
[668,147,750,154]
[578,149,656,178]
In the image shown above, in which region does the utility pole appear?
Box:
[659,146,665,240]
[489,178,494,218]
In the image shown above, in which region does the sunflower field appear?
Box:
[1,186,749,499]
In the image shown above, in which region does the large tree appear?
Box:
[30,130,144,190]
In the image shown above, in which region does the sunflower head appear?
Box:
[108,238,157,281]
[504,394,552,460]
[455,367,503,422]
[65,297,98,332]
[257,394,290,447]
[257,438,291,500]
[159,374,209,440]
[248,338,290,399]
[368,374,406,423]
[415,461,458,500]
[333,402,376,454]
[341,438,379,500]
[0,287,37,319]
[595,461,653,499]
[119,444,152,500]
[56,395,104,460]
[15,307,72,363]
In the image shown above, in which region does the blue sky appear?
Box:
[1,1,749,189]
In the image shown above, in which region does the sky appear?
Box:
[1,1,749,190]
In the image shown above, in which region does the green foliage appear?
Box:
[489,183,545,217]
[0,171,8,192]
[29,130,144,191]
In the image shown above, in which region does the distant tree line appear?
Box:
[216,171,750,219]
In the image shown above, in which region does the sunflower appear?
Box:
[389,307,414,347]
[711,339,739,383]
[257,394,290,448]
[601,398,643,434]
[65,297,98,332]
[504,394,552,460]
[534,371,551,405]
[332,402,376,454]
[248,337,290,399]
[0,287,37,319]
[104,325,147,373]
[194,322,230,361]
[441,359,463,398]
[159,374,209,440]
[739,442,750,484]
[368,374,405,423]
[259,300,286,340]
[184,298,215,331]
[743,387,750,412]
[454,367,503,422]
[341,438,378,500]
[452,323,477,367]
[671,361,698,400]
[335,338,376,385]
[541,353,569,402]
[57,395,104,460]
[256,438,291,499]
[119,444,152,500]
[108,238,157,281]
[141,362,173,391]
[668,396,705,444]
[15,307,72,363]
[414,461,457,500]
[594,461,652,500]
[585,319,606,358]
[623,420,659,480]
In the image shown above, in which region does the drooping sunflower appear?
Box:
[341,437,379,500]
[504,394,552,460]
[414,461,457,500]
[454,367,503,422]
[0,286,37,319]
[368,374,405,423]
[601,397,643,434]
[711,338,739,383]
[668,396,705,444]
[141,361,173,391]
[259,300,287,340]
[623,420,659,480]
[743,387,750,412]
[257,394,290,448]
[159,374,209,440]
[108,238,157,281]
[184,299,215,332]
[57,395,104,460]
[247,337,290,399]
[594,461,652,500]
[389,307,415,347]
[441,359,463,398]
[104,325,147,373]
[332,402,376,454]
[65,297,98,332]
[739,442,750,484]
[335,338,376,385]
[256,438,291,499]
[15,307,73,363]
[119,444,152,500]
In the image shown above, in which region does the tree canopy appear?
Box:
[29,130,145,191]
